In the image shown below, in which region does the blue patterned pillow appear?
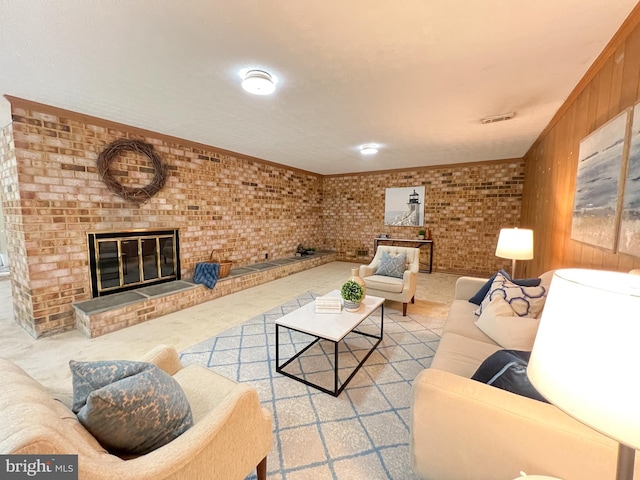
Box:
[469,269,542,305]
[375,251,407,278]
[70,360,193,455]
[475,272,547,318]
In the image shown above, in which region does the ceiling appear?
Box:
[0,1,638,175]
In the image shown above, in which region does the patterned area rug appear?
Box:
[180,292,443,480]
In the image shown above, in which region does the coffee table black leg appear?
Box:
[334,340,339,395]
[275,324,280,370]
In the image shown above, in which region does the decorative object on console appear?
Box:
[340,279,365,312]
[97,139,168,204]
[528,269,640,480]
[495,227,534,277]
[418,229,426,239]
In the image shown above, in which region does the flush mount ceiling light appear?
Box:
[241,69,276,95]
[360,144,379,155]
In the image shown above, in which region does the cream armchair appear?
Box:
[359,246,420,316]
[0,345,273,480]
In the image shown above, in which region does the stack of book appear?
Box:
[314,296,342,314]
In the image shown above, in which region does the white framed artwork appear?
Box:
[384,186,425,226]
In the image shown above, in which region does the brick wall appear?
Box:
[1,98,525,338]
[2,100,325,338]
[323,160,525,275]
[0,121,36,334]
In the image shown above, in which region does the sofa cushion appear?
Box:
[468,269,542,305]
[431,333,502,378]
[475,296,540,350]
[70,360,194,455]
[475,272,547,318]
[471,350,548,403]
[363,274,404,293]
[443,300,497,344]
[374,251,407,278]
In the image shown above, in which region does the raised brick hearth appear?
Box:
[73,251,335,337]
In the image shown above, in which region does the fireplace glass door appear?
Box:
[89,230,180,297]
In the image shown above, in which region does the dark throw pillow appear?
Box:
[468,270,542,305]
[70,359,194,455]
[471,350,548,403]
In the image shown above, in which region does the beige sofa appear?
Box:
[0,345,273,480]
[410,272,638,480]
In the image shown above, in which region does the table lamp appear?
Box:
[495,227,534,277]
[528,269,640,480]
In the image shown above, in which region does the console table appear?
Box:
[373,237,434,273]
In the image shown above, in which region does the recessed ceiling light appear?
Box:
[241,69,276,95]
[360,144,379,155]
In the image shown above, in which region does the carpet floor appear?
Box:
[180,292,444,480]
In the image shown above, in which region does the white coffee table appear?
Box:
[275,290,385,396]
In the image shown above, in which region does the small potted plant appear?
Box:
[418,229,426,240]
[341,280,365,312]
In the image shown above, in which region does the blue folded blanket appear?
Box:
[193,262,220,289]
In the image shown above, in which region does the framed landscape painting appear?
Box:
[570,109,629,251]
[384,186,425,226]
[619,103,640,257]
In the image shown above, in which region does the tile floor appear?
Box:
[0,261,459,391]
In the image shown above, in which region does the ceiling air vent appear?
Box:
[480,112,516,124]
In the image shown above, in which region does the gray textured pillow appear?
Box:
[375,251,407,278]
[70,360,193,455]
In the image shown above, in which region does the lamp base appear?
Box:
[616,443,635,480]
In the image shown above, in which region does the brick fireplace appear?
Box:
[0,97,326,338]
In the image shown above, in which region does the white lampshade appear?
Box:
[528,269,640,450]
[495,228,534,260]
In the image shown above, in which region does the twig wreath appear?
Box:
[97,139,168,204]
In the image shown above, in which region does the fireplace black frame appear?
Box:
[88,229,181,297]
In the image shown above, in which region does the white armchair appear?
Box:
[359,246,420,316]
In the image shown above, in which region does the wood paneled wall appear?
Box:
[521,3,640,276]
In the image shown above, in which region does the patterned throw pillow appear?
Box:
[468,269,542,305]
[475,296,540,350]
[374,251,407,278]
[475,272,547,318]
[70,360,193,455]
